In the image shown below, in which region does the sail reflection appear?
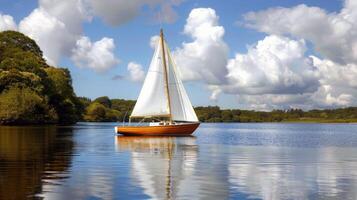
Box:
[0,126,74,200]
[115,136,198,199]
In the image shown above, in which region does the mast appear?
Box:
[160,29,172,122]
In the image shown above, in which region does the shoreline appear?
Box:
[8,120,355,126]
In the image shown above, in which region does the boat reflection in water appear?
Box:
[115,136,198,199]
[0,126,74,200]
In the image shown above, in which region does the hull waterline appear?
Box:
[116,123,200,136]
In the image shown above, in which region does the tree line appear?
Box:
[195,106,357,123]
[80,97,357,123]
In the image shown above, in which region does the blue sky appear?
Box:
[1,0,355,110]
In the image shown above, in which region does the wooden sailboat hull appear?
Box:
[116,123,200,136]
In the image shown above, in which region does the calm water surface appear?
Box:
[1,123,357,199]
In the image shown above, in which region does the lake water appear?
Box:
[1,123,357,200]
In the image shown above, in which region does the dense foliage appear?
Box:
[81,96,135,122]
[0,31,82,125]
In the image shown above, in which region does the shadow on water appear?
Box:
[0,126,74,200]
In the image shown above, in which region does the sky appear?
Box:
[0,0,356,111]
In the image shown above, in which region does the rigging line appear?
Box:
[122,110,129,127]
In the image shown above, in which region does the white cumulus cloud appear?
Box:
[236,0,357,109]
[71,36,119,72]
[19,8,76,65]
[312,85,353,107]
[39,0,90,32]
[170,5,357,110]
[0,14,17,31]
[169,7,336,110]
[18,0,91,66]
[127,62,145,82]
[224,35,320,95]
[309,56,357,107]
[243,0,357,65]
[173,8,229,85]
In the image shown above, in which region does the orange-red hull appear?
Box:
[116,123,200,136]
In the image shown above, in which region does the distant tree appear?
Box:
[94,96,112,108]
[221,110,233,122]
[78,97,91,108]
[111,99,135,112]
[105,109,120,122]
[84,102,107,122]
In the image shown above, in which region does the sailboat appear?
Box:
[115,29,200,136]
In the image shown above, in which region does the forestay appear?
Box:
[130,36,198,122]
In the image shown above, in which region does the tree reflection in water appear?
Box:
[0,126,74,200]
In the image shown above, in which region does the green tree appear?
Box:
[45,67,82,124]
[221,110,233,122]
[94,96,112,108]
[0,30,82,125]
[0,31,43,58]
[84,102,107,121]
[0,87,57,124]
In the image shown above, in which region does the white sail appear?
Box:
[131,33,198,122]
[131,39,170,118]
[165,42,199,122]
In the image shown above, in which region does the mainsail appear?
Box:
[130,30,198,122]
